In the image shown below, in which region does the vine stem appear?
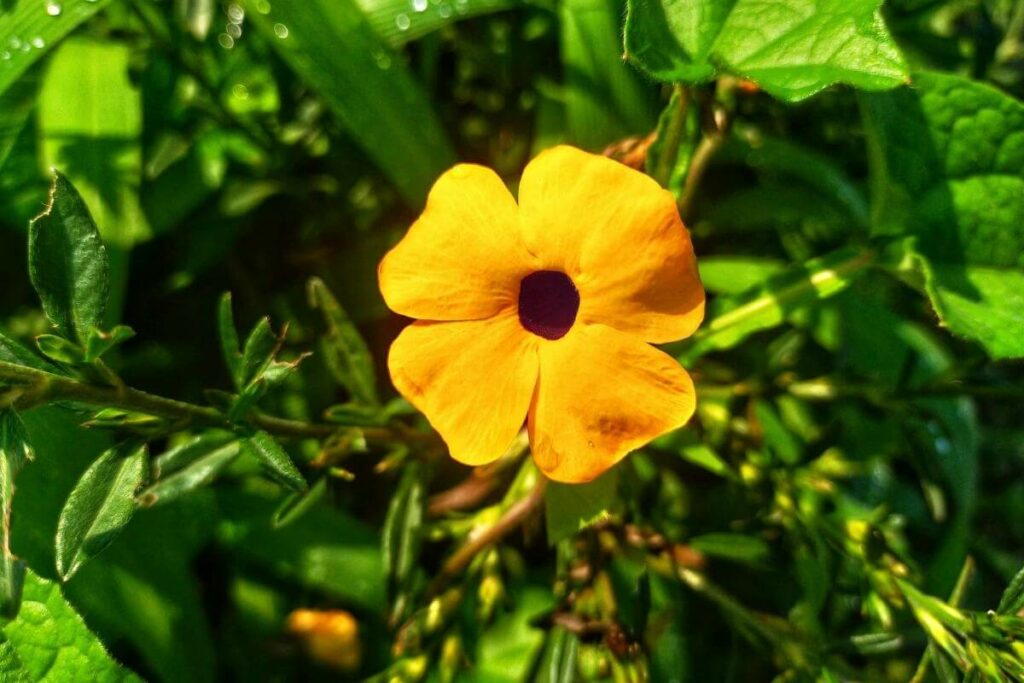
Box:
[0,360,402,443]
[652,85,690,187]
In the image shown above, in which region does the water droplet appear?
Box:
[226,22,242,38]
[8,37,22,50]
[232,83,249,99]
[411,0,428,11]
[438,3,452,18]
[394,13,410,30]
[273,22,289,38]
[218,33,235,49]
[455,0,468,14]
[227,3,245,23]
[0,51,10,61]
[254,0,271,13]
[30,36,45,48]
[373,51,391,69]
[45,1,62,16]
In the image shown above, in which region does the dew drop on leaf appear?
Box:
[273,23,289,39]
[395,13,410,31]
[45,1,62,16]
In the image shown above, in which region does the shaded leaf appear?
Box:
[561,0,657,149]
[139,437,241,508]
[83,325,134,363]
[308,278,379,406]
[217,293,243,387]
[0,412,31,619]
[244,0,455,204]
[28,172,109,344]
[689,533,770,565]
[55,443,148,580]
[382,463,424,596]
[244,431,306,492]
[0,332,58,374]
[272,476,328,529]
[238,317,280,389]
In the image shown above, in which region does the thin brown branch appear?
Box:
[428,479,547,596]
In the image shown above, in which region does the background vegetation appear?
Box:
[1,0,1024,680]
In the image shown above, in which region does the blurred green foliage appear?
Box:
[1,0,1024,681]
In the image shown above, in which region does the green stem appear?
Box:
[0,360,401,443]
[652,85,689,188]
[908,557,975,683]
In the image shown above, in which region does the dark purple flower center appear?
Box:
[518,270,579,340]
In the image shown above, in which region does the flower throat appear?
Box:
[517,270,579,340]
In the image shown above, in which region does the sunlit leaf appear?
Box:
[624,0,909,101]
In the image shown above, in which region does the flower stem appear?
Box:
[652,85,690,188]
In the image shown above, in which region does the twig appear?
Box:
[0,360,405,444]
[427,478,547,596]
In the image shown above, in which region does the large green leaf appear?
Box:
[624,0,909,101]
[0,0,113,98]
[861,71,1024,359]
[561,0,657,149]
[0,412,31,619]
[28,172,110,344]
[1,568,140,682]
[245,0,455,205]
[55,443,148,580]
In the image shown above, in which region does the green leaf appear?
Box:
[862,71,1024,359]
[682,246,872,362]
[698,257,785,296]
[83,325,134,363]
[0,332,57,374]
[272,476,328,529]
[689,533,770,565]
[0,636,30,683]
[0,0,113,98]
[561,0,657,149]
[753,400,803,465]
[545,465,622,544]
[997,565,1024,615]
[138,436,241,508]
[38,39,148,249]
[382,463,424,595]
[28,171,110,344]
[55,443,148,580]
[217,293,243,385]
[34,334,84,365]
[244,431,306,492]
[0,412,31,619]
[244,0,455,205]
[357,0,522,47]
[238,318,281,389]
[0,71,37,174]
[307,278,379,406]
[533,627,580,683]
[1,568,140,681]
[624,0,909,101]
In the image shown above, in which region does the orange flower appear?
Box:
[378,146,705,483]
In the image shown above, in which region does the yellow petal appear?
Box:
[518,146,705,343]
[379,164,535,321]
[388,313,538,465]
[528,323,696,483]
